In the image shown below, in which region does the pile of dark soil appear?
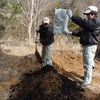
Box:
[8,65,86,100]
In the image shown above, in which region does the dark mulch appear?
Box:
[8,65,86,100]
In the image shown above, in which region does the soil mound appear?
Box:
[9,65,85,100]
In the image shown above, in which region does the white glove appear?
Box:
[36,27,40,32]
[66,9,73,18]
[68,31,72,34]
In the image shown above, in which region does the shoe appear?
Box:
[80,82,90,88]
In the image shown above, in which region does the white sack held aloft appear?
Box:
[53,8,69,34]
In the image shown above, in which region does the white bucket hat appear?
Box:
[42,17,50,24]
[83,6,98,14]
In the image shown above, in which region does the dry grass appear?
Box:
[53,34,82,54]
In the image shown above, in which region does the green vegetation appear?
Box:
[0,0,99,43]
[0,0,25,40]
[0,0,7,8]
[11,1,22,14]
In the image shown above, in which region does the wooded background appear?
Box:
[0,0,100,43]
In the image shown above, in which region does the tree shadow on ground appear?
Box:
[8,65,86,100]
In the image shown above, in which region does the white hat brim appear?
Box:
[83,9,91,14]
[43,21,49,24]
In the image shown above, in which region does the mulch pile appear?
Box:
[8,65,86,100]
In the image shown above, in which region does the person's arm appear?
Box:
[72,30,83,37]
[36,27,40,33]
[71,16,100,30]
[35,26,41,43]
[67,9,100,30]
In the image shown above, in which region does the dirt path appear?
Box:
[0,43,100,100]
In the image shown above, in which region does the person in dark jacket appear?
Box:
[36,17,54,67]
[67,6,100,88]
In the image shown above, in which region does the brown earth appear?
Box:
[0,42,100,100]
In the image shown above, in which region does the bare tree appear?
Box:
[17,0,52,43]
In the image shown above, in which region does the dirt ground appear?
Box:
[0,41,100,100]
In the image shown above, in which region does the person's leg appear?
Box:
[42,45,46,67]
[41,44,52,67]
[82,45,97,88]
[42,45,45,62]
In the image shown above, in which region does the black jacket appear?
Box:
[38,25,54,45]
[71,16,100,46]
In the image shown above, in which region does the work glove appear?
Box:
[36,29,39,32]
[68,31,72,34]
[64,31,72,36]
[35,27,40,32]
[66,9,73,18]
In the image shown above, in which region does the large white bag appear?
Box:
[53,8,69,34]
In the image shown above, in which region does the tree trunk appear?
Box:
[17,0,51,44]
[28,20,33,43]
[28,0,34,43]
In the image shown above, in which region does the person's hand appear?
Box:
[64,31,72,36]
[36,28,39,32]
[36,27,40,32]
[66,9,73,18]
[68,31,72,34]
